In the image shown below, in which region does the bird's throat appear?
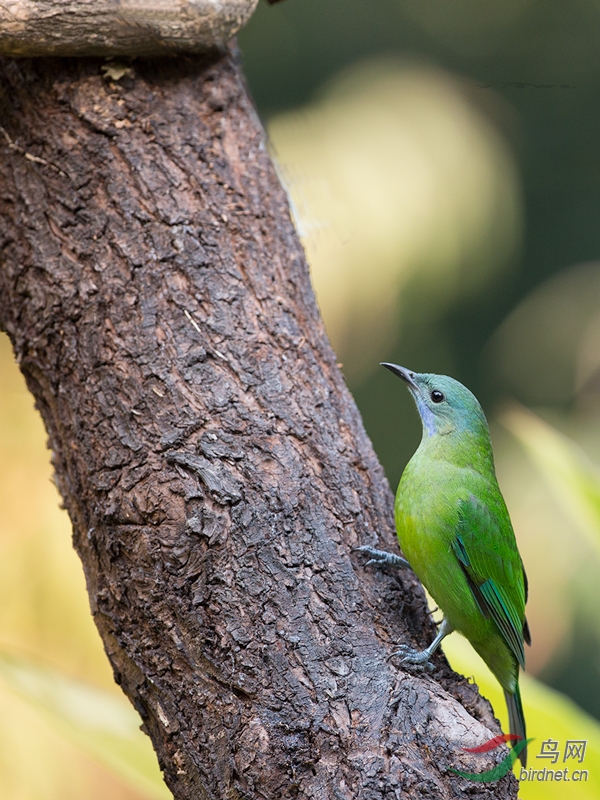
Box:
[415,395,437,437]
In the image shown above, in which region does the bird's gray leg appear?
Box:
[392,617,453,665]
[354,545,410,569]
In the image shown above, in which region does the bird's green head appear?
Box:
[381,363,490,439]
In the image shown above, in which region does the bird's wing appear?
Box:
[452,494,528,668]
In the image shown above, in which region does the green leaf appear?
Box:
[0,650,171,800]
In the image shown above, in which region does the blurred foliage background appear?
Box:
[1,0,600,796]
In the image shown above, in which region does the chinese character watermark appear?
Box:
[564,740,587,764]
[536,739,560,764]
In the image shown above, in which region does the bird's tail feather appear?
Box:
[504,685,527,767]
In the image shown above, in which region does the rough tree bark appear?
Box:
[0,50,518,799]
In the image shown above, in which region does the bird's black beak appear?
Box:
[380,363,419,391]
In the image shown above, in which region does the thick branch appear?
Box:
[0,51,517,799]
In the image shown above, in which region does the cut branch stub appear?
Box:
[0,0,259,56]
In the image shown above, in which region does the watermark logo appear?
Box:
[450,733,532,782]
[519,738,589,783]
[451,735,590,783]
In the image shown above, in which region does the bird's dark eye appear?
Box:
[431,390,445,403]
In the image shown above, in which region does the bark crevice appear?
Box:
[0,50,516,799]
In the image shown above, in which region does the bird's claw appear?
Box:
[390,644,435,672]
[354,545,385,562]
[354,545,409,570]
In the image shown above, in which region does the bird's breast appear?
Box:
[394,455,478,574]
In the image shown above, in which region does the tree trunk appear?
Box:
[0,50,517,799]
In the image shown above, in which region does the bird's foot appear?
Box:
[354,546,410,570]
[390,643,435,672]
[390,619,452,672]
[390,644,433,672]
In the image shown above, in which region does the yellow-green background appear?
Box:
[2,2,600,796]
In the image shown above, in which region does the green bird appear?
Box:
[358,364,530,766]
